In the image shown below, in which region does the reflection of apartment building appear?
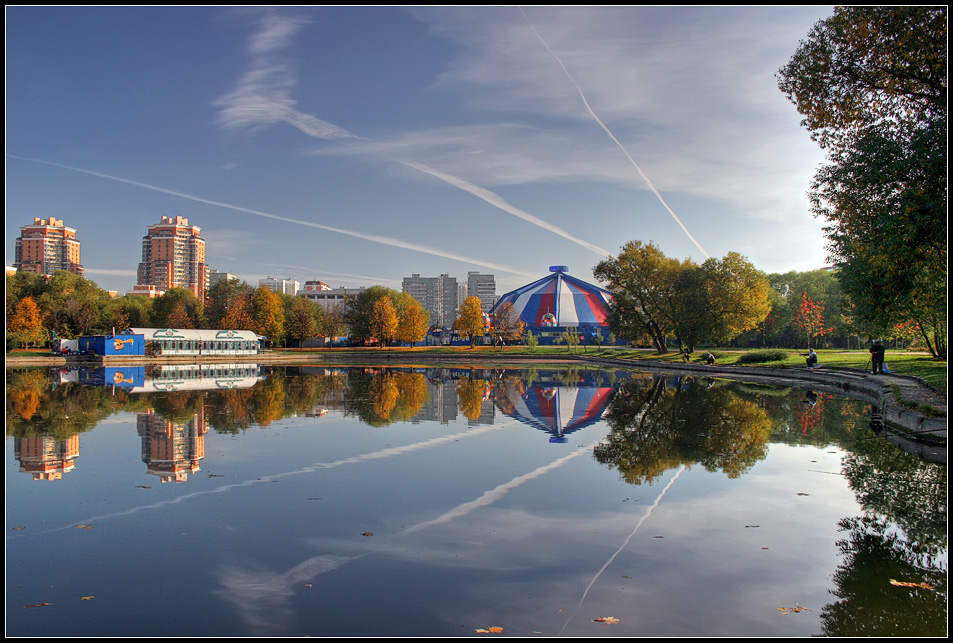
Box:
[136,216,208,300]
[260,276,300,295]
[137,407,207,483]
[14,217,84,277]
[402,273,458,328]
[14,435,80,480]
[466,272,497,312]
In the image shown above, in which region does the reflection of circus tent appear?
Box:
[494,378,614,443]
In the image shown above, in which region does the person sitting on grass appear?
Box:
[705,352,715,365]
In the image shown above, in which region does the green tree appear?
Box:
[36,271,110,338]
[593,240,684,354]
[778,6,946,358]
[344,286,400,344]
[316,305,347,343]
[252,285,285,346]
[370,296,399,347]
[454,296,486,347]
[206,278,254,329]
[284,296,318,346]
[151,287,204,329]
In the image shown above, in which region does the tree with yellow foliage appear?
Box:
[454,296,486,348]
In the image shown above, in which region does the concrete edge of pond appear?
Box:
[6,351,945,441]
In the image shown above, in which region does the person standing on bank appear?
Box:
[869,340,886,374]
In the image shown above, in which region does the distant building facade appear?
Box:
[298,286,365,313]
[402,273,458,328]
[14,217,84,277]
[260,276,300,295]
[208,270,238,287]
[136,216,208,300]
[466,272,497,312]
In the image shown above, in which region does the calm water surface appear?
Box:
[5,364,946,636]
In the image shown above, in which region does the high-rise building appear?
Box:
[402,273,458,328]
[14,217,84,277]
[136,216,208,300]
[467,272,496,312]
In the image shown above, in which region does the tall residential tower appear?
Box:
[136,216,208,300]
[14,217,84,277]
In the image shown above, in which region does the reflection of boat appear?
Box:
[494,374,616,442]
[78,364,263,393]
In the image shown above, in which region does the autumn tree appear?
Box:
[778,6,946,357]
[316,305,347,343]
[491,301,525,342]
[792,292,832,349]
[344,286,400,344]
[220,293,256,331]
[392,293,429,347]
[370,296,399,347]
[8,296,46,348]
[454,296,486,347]
[252,285,285,346]
[593,240,684,353]
[206,278,255,329]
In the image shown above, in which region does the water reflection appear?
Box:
[5,364,946,636]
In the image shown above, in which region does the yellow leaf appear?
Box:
[361,532,374,537]
[81,596,94,600]
[592,616,620,624]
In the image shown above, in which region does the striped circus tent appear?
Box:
[492,266,613,330]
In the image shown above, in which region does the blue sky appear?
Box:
[6,6,833,296]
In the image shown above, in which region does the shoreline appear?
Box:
[6,349,946,441]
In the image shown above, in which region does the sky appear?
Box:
[6,6,834,296]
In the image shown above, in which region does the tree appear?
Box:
[393,294,429,347]
[344,286,400,344]
[370,296,399,347]
[792,292,832,349]
[252,285,285,346]
[220,293,256,331]
[152,287,204,329]
[8,296,46,348]
[778,7,946,358]
[593,240,684,353]
[672,253,772,351]
[454,296,486,347]
[491,301,525,342]
[206,278,254,329]
[285,296,318,346]
[316,305,347,343]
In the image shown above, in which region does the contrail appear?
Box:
[520,8,710,259]
[7,155,536,279]
[215,13,610,258]
[557,464,686,636]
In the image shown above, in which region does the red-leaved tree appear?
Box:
[792,292,832,348]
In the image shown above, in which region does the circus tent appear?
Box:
[491,266,613,330]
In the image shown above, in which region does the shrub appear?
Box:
[737,349,790,364]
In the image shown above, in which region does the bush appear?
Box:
[737,349,790,364]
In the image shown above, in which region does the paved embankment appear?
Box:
[6,351,945,441]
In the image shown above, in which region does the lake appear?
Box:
[5,364,946,636]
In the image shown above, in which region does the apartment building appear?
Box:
[136,216,208,300]
[402,273,458,328]
[14,217,84,277]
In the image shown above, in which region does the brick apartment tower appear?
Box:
[136,216,208,300]
[14,217,84,277]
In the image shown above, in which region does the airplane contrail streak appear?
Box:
[7,155,536,279]
[520,8,710,259]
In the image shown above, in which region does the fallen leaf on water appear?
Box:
[135,485,151,489]
[777,606,810,614]
[796,493,810,496]
[22,603,52,608]
[592,617,620,624]
[475,626,504,633]
[74,524,93,529]
[81,596,94,600]
[653,535,664,538]
[889,579,934,589]
[745,525,760,528]
[361,532,374,537]
[13,526,25,530]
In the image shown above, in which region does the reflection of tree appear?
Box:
[456,376,488,421]
[820,433,947,636]
[819,516,947,636]
[6,369,148,440]
[343,369,430,427]
[595,376,772,484]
